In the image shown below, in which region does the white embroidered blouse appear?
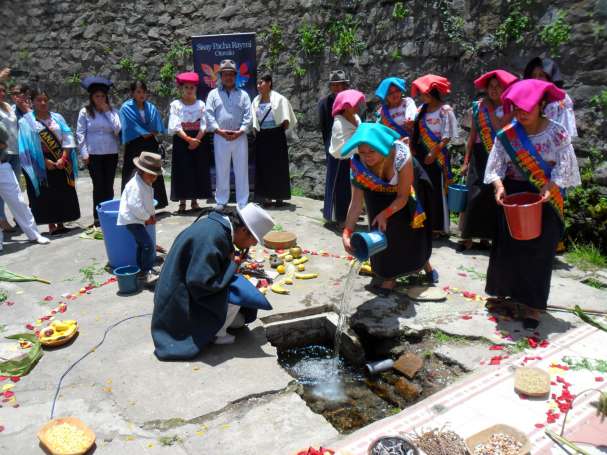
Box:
[484,120,581,189]
[544,93,578,138]
[167,99,207,135]
[423,104,459,140]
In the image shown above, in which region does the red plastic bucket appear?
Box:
[500,192,544,240]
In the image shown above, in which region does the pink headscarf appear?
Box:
[411,74,451,97]
[332,89,365,117]
[175,72,200,85]
[501,79,565,114]
[474,70,518,91]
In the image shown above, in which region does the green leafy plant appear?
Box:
[119,57,148,82]
[158,435,182,446]
[291,186,305,197]
[565,243,607,271]
[79,262,106,286]
[539,10,571,56]
[432,330,468,345]
[0,289,7,303]
[298,23,325,56]
[66,73,81,87]
[156,43,193,97]
[389,48,402,62]
[287,56,306,78]
[590,89,607,115]
[261,23,286,70]
[328,15,365,60]
[392,2,410,20]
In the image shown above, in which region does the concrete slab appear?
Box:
[434,344,493,372]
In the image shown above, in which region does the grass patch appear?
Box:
[565,243,607,271]
[431,330,468,345]
[582,277,607,290]
[158,435,182,446]
[0,289,7,303]
[457,265,487,280]
[506,338,531,354]
[291,186,305,197]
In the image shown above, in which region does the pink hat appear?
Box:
[332,89,365,117]
[501,79,565,114]
[474,70,518,91]
[175,72,200,86]
[411,74,451,97]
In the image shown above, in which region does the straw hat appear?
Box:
[236,203,275,243]
[133,151,163,176]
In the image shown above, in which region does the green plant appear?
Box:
[118,57,148,82]
[17,49,31,62]
[261,23,286,70]
[539,10,571,56]
[494,10,531,49]
[431,330,468,345]
[66,73,81,87]
[298,23,325,56]
[389,48,402,61]
[392,2,410,20]
[287,56,306,78]
[328,15,365,60]
[79,262,106,286]
[158,435,182,446]
[291,186,305,197]
[457,265,487,280]
[590,89,607,115]
[582,277,607,289]
[565,243,607,271]
[0,289,7,303]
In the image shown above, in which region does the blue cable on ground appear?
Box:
[49,313,152,420]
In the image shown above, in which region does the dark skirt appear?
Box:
[122,136,169,208]
[254,127,291,200]
[460,143,498,239]
[365,160,433,279]
[485,179,563,310]
[170,131,212,201]
[25,169,80,225]
[323,143,351,223]
[421,160,448,232]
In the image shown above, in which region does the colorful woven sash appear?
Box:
[497,121,564,222]
[378,104,410,138]
[472,100,497,154]
[350,155,426,228]
[417,107,452,192]
[39,125,75,187]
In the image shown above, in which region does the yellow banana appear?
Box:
[293,256,308,265]
[271,283,290,294]
[295,272,318,280]
[283,278,294,285]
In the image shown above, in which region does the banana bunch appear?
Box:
[39,320,78,344]
[295,273,318,280]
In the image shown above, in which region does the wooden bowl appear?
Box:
[38,417,95,455]
[263,231,297,250]
[514,367,551,397]
[465,424,530,455]
[40,324,79,348]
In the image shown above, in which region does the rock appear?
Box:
[393,352,424,379]
[405,286,447,302]
[593,162,607,186]
[394,377,422,401]
[147,28,160,39]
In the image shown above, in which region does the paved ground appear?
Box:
[0,175,605,454]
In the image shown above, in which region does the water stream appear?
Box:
[333,260,361,359]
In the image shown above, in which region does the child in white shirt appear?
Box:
[118,151,161,281]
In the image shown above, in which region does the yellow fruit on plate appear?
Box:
[276,265,286,274]
[297,264,306,272]
[295,272,318,280]
[271,283,289,295]
[293,256,308,265]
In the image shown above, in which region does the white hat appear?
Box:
[237,203,275,243]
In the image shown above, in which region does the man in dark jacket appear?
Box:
[319,70,349,223]
[151,203,274,360]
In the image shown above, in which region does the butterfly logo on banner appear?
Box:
[201,62,251,89]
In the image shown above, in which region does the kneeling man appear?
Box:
[151,203,274,360]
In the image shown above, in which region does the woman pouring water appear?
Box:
[484,79,581,329]
[341,123,436,296]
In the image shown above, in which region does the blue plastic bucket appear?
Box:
[448,184,468,213]
[97,199,157,269]
[114,265,140,295]
[350,231,388,261]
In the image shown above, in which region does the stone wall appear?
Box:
[1,0,606,197]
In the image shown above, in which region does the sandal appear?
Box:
[177,203,187,214]
[191,201,201,211]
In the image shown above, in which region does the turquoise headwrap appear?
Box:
[341,122,400,157]
[375,77,407,102]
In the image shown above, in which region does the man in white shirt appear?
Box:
[205,60,252,210]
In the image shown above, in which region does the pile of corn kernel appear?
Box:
[45,423,92,454]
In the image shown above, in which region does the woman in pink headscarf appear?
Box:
[484,79,581,329]
[325,89,365,227]
[458,70,517,252]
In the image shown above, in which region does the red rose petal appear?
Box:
[43,295,53,302]
[539,339,549,348]
[535,423,544,429]
[25,323,34,330]
[489,345,505,350]
[0,376,7,381]
[457,272,467,277]
[59,305,67,313]
[461,315,473,320]
[2,391,15,398]
[487,316,497,323]
[6,301,15,306]
[489,356,503,365]
[595,377,604,382]
[0,425,4,432]
[10,377,19,383]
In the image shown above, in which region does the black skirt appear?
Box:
[121,136,169,208]
[460,143,498,239]
[25,169,80,225]
[323,149,352,223]
[421,160,448,232]
[365,160,433,279]
[254,127,291,200]
[170,131,212,201]
[485,179,563,310]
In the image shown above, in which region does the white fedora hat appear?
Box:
[237,203,275,244]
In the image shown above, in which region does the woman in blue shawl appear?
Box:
[119,81,168,208]
[18,87,80,234]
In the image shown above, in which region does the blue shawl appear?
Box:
[17,111,78,196]
[119,99,165,144]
